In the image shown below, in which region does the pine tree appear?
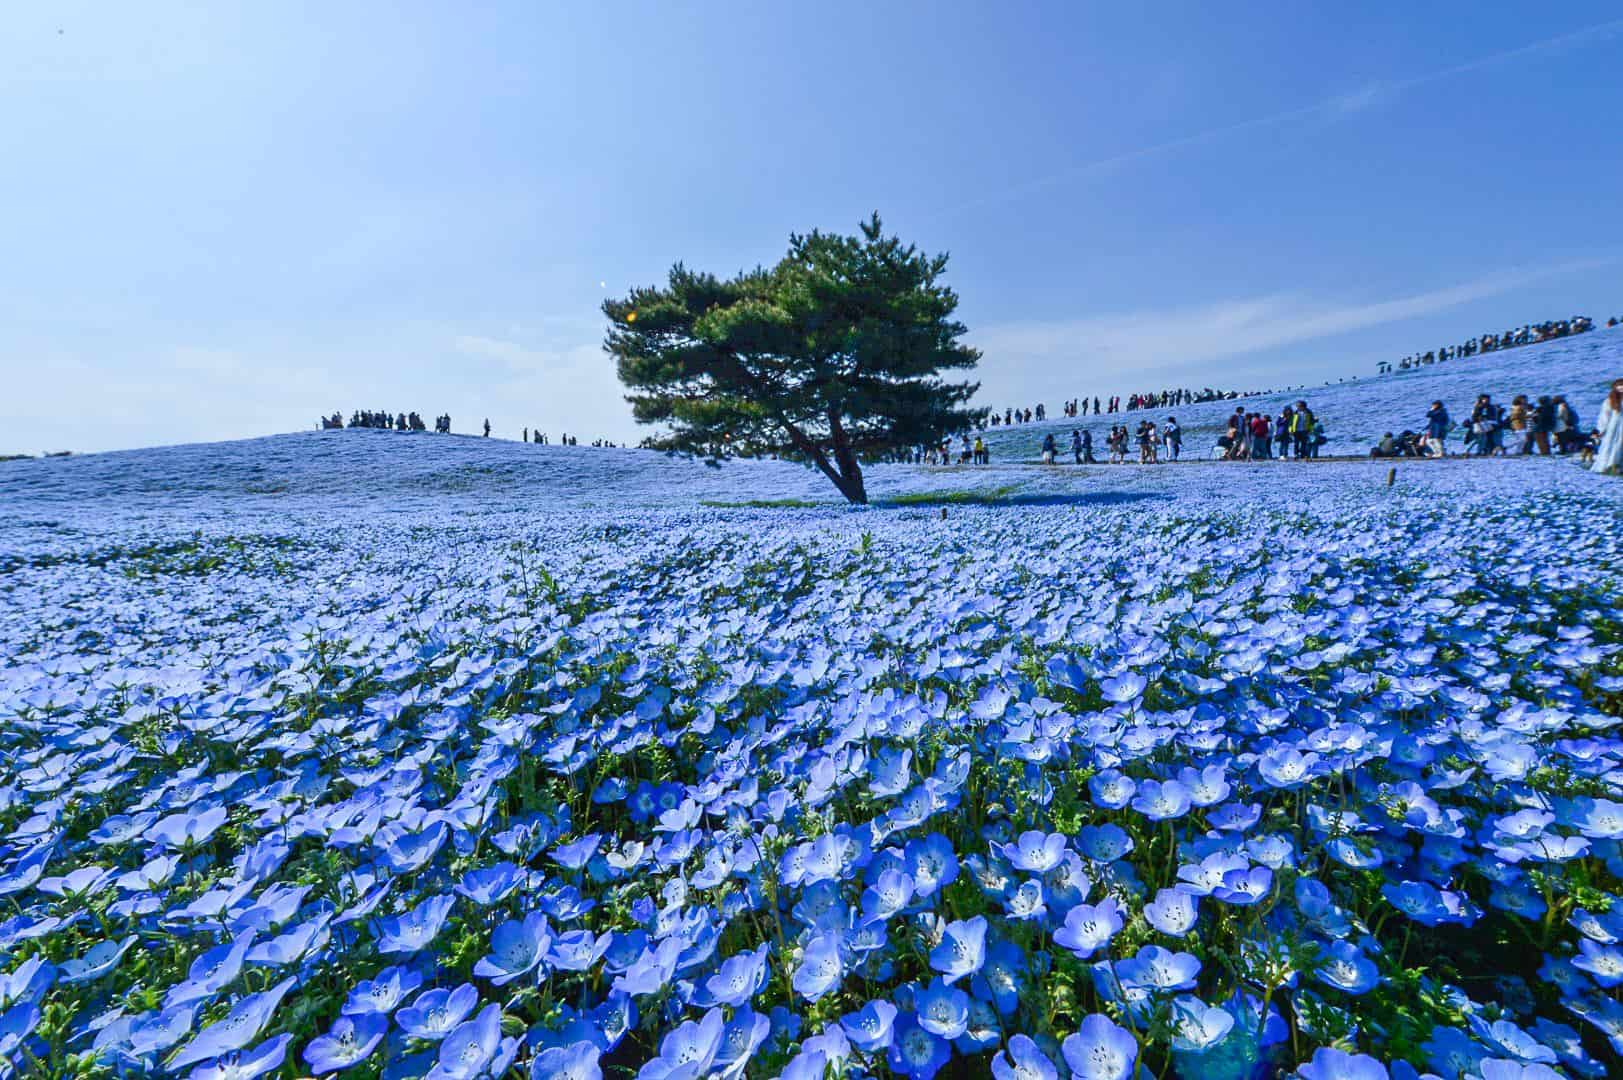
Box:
[604,214,982,504]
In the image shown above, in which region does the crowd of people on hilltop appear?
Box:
[321,410,441,432]
[1369,378,1623,473]
[318,413,633,447]
[1376,315,1596,375]
[987,388,1246,426]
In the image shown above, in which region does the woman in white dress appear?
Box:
[1594,378,1623,475]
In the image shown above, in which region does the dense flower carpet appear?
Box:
[0,386,1620,1079]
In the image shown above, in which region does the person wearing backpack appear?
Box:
[1292,402,1315,459]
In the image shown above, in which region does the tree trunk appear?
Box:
[775,415,865,504]
[827,410,868,505]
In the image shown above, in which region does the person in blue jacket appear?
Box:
[1424,400,1450,457]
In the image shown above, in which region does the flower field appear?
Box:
[1,344,1621,1079]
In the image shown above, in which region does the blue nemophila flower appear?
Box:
[186,1033,292,1080]
[1100,672,1147,705]
[381,821,449,874]
[59,934,136,984]
[613,936,683,997]
[1088,769,1137,810]
[398,983,479,1041]
[1296,1045,1388,1079]
[1116,944,1200,994]
[1565,797,1623,839]
[1132,779,1192,821]
[1295,879,1352,939]
[429,1003,517,1080]
[991,1033,1059,1080]
[1422,1024,1486,1077]
[1043,850,1094,913]
[1143,886,1200,936]
[1382,880,1464,927]
[147,805,230,849]
[1045,655,1089,695]
[1054,897,1123,959]
[343,965,423,1015]
[1212,865,1273,906]
[869,747,914,797]
[714,1005,771,1076]
[1315,940,1379,995]
[839,998,899,1053]
[1245,833,1297,870]
[887,1011,951,1079]
[127,1002,196,1056]
[1570,906,1623,944]
[637,1006,723,1080]
[303,1012,389,1074]
[972,938,1027,1016]
[1475,1062,1563,1080]
[374,893,456,955]
[38,863,117,901]
[456,862,525,906]
[958,993,1001,1051]
[1075,824,1134,864]
[1178,764,1232,806]
[166,976,295,1072]
[0,844,53,898]
[1208,801,1262,831]
[1327,837,1384,871]
[0,1001,40,1060]
[1169,995,1234,1053]
[0,956,54,1010]
[166,933,257,1007]
[551,834,603,872]
[1256,748,1319,789]
[915,977,970,1038]
[1062,1013,1137,1080]
[904,834,959,898]
[1573,939,1623,987]
[929,915,987,984]
[529,1039,602,1080]
[249,912,333,968]
[700,942,769,1008]
[1000,831,1069,873]
[792,932,844,1002]
[1004,878,1048,921]
[1473,1017,1557,1067]
[548,928,612,972]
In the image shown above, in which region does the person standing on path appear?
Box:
[1527,396,1555,455]
[1164,418,1181,461]
[1553,396,1580,454]
[1424,400,1449,457]
[483,418,491,437]
[1507,395,1529,451]
[1293,401,1315,459]
[1593,378,1623,474]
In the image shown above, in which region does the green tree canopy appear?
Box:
[603,213,983,504]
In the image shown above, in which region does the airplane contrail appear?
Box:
[937,17,1623,218]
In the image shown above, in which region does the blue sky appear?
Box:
[3,3,1621,454]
